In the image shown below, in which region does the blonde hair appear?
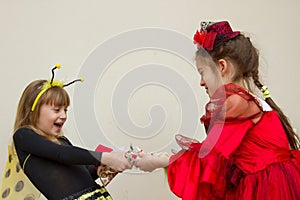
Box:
[14,80,70,133]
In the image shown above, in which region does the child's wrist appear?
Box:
[156,153,169,168]
[101,152,110,166]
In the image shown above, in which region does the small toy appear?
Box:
[125,144,143,166]
[96,144,142,186]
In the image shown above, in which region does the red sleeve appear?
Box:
[168,95,256,199]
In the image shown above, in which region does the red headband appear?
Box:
[193,21,240,51]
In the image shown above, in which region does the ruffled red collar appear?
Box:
[200,83,257,132]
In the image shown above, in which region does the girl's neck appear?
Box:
[46,136,61,144]
[35,129,61,144]
[231,79,246,89]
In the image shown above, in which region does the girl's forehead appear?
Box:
[196,57,217,70]
[196,56,210,65]
[196,61,210,70]
[42,88,70,106]
[47,102,68,107]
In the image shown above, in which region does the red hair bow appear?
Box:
[193,29,217,51]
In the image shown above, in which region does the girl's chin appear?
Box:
[206,90,212,97]
[54,125,63,132]
[49,130,62,137]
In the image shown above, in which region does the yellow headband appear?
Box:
[31,64,84,111]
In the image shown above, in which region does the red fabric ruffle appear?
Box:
[168,83,300,200]
[168,143,300,200]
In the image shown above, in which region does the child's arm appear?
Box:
[135,152,170,172]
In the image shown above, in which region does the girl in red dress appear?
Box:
[135,21,300,199]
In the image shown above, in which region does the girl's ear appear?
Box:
[217,59,228,77]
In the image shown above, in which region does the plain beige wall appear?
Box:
[1,0,300,199]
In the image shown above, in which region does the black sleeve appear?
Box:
[13,128,103,166]
[59,136,100,179]
[85,165,99,180]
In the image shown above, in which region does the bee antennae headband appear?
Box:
[31,64,84,111]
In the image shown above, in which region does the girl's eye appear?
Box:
[52,108,60,112]
[198,69,203,75]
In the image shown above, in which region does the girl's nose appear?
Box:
[60,110,67,119]
[200,77,205,87]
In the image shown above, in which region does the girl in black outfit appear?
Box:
[13,66,131,200]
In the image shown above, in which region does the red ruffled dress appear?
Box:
[168,83,300,200]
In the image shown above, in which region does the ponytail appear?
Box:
[252,73,300,150]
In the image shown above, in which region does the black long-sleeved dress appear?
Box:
[13,128,112,200]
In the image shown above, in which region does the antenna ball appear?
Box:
[55,63,61,69]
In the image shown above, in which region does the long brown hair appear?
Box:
[14,80,70,133]
[196,34,300,150]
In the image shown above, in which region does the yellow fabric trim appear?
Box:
[57,135,67,139]
[1,145,40,199]
[77,188,112,200]
[22,154,31,170]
